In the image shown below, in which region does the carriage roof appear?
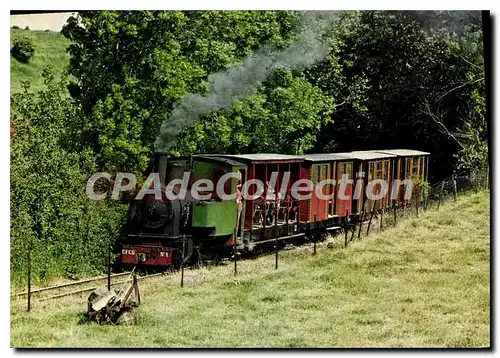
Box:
[300,153,354,162]
[376,149,431,156]
[348,151,397,160]
[195,155,246,167]
[216,153,304,164]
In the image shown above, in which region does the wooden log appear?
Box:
[133,274,140,305]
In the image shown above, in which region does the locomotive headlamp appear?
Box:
[137,252,148,263]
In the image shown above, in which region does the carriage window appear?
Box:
[312,165,320,184]
[319,164,329,193]
[405,158,412,178]
[320,164,328,181]
[212,168,230,200]
[337,163,344,178]
[338,162,353,180]
[412,159,419,178]
[376,161,384,179]
[346,163,353,177]
[368,162,375,181]
[382,160,389,180]
[418,157,424,180]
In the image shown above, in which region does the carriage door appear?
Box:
[312,163,330,221]
[335,161,353,216]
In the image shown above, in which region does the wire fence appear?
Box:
[335,166,490,245]
[423,167,489,211]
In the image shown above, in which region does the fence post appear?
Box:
[313,215,317,255]
[473,170,478,193]
[181,235,185,287]
[107,241,111,291]
[424,187,429,211]
[366,208,375,236]
[452,173,457,202]
[357,210,364,239]
[437,181,445,210]
[233,228,238,275]
[27,241,31,312]
[486,165,489,189]
[416,190,419,217]
[393,205,397,225]
[344,213,348,248]
[350,219,356,242]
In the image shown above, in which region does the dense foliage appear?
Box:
[10,11,487,284]
[10,72,128,285]
[311,12,487,176]
[61,11,487,177]
[11,36,35,63]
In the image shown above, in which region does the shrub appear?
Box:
[11,25,20,30]
[11,36,35,63]
[24,25,30,30]
[10,71,129,286]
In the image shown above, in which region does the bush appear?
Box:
[10,71,129,286]
[24,25,30,30]
[11,36,35,63]
[11,25,20,30]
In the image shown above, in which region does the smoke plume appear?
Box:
[154,11,340,151]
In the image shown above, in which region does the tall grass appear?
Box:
[11,190,490,348]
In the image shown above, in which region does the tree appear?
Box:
[10,71,128,284]
[170,68,333,155]
[309,11,486,179]
[62,11,298,171]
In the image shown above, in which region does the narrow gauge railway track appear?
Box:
[10,271,171,303]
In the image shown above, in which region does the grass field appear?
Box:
[10,28,70,93]
[10,190,490,348]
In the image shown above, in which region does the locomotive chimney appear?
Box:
[155,151,168,186]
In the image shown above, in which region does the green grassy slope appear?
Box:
[10,28,70,93]
[11,190,490,348]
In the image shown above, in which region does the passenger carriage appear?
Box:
[299,153,356,228]
[215,154,305,249]
[349,151,397,213]
[376,149,430,206]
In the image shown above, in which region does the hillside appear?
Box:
[11,190,490,348]
[10,28,70,93]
